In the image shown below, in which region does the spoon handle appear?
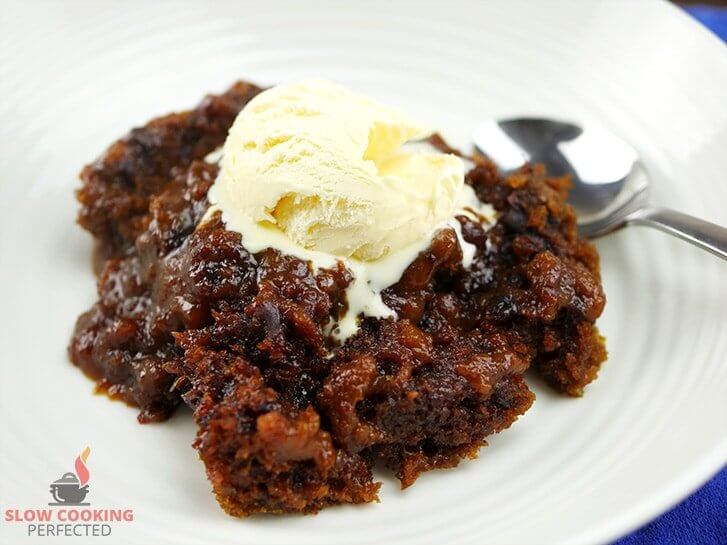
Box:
[627,207,727,261]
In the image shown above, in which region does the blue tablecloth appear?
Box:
[615,469,727,544]
[614,5,726,545]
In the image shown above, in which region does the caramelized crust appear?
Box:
[466,162,607,395]
[77,81,262,264]
[70,81,606,515]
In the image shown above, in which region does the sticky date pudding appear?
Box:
[70,80,606,515]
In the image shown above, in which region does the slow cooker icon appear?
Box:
[49,472,90,506]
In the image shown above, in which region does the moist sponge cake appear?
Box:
[70,81,606,515]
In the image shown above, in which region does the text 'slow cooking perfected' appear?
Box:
[70,80,606,516]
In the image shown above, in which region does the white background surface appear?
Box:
[1,1,726,544]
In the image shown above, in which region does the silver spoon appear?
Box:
[472,118,727,260]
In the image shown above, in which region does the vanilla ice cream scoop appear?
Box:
[204,79,492,341]
[209,79,464,261]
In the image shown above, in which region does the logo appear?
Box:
[3,446,135,539]
[49,447,91,506]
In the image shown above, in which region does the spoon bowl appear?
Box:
[472,117,727,259]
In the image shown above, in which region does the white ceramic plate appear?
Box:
[1,1,726,544]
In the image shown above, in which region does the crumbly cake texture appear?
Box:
[70,81,606,515]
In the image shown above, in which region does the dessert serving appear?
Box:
[70,79,606,516]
